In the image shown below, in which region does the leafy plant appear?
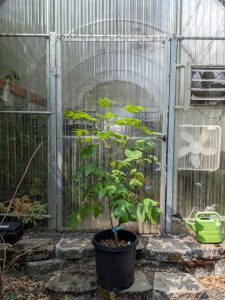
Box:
[0,195,47,226]
[65,98,161,242]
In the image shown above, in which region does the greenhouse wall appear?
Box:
[0,0,225,232]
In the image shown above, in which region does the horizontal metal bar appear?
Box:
[193,68,225,72]
[0,110,53,114]
[62,135,162,140]
[191,97,225,101]
[60,34,169,42]
[0,33,50,37]
[192,88,225,92]
[175,105,225,109]
[0,213,51,219]
[192,79,225,82]
[178,36,225,41]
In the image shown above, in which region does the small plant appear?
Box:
[0,195,47,226]
[65,98,161,243]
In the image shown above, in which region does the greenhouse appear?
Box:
[0,0,225,234]
[1,0,225,299]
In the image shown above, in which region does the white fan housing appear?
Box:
[177,125,221,171]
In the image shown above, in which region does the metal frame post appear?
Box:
[48,32,63,230]
[166,36,177,232]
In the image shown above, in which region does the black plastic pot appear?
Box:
[92,229,139,291]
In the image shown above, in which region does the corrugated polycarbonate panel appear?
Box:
[0,113,48,208]
[62,40,168,232]
[0,0,50,33]
[179,0,225,37]
[55,0,173,35]
[0,37,48,111]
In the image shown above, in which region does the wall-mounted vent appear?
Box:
[177,125,221,171]
[191,66,225,105]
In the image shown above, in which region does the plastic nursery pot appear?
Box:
[92,229,139,291]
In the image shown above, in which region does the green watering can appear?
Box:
[172,212,223,244]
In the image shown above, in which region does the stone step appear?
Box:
[26,258,65,277]
[46,270,152,300]
[152,272,207,300]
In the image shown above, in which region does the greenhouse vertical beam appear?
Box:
[166,36,177,232]
[48,32,62,230]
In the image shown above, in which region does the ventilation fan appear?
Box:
[177,125,221,171]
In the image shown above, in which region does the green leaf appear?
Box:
[129,178,143,188]
[99,185,117,198]
[134,172,145,183]
[125,148,142,160]
[105,111,116,119]
[74,129,89,137]
[98,98,114,107]
[146,207,162,225]
[143,198,159,207]
[137,203,146,223]
[141,126,153,135]
[123,105,144,113]
[69,110,97,121]
[80,145,96,160]
[73,166,84,183]
[67,203,104,229]
[115,118,141,127]
[111,200,137,225]
[84,164,97,176]
[130,168,137,175]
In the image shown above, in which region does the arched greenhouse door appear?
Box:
[60,36,171,233]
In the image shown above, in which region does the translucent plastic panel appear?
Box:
[0,37,48,111]
[61,40,168,230]
[180,0,225,37]
[0,0,50,33]
[0,113,48,206]
[55,0,173,35]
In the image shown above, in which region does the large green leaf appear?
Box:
[137,203,146,223]
[80,145,96,160]
[74,129,89,137]
[146,207,162,225]
[66,110,97,121]
[115,118,141,127]
[67,203,104,229]
[98,98,114,107]
[84,164,97,176]
[111,200,137,224]
[125,148,142,160]
[129,178,143,188]
[123,105,144,113]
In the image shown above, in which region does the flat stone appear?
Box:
[215,259,225,275]
[46,270,97,299]
[10,238,55,262]
[189,241,225,260]
[26,258,64,276]
[56,238,94,259]
[97,271,152,300]
[146,238,192,263]
[152,272,207,300]
[116,271,152,299]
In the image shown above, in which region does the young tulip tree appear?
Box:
[65,98,161,243]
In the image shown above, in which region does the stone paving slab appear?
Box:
[26,258,65,276]
[152,272,207,300]
[10,238,55,262]
[189,241,225,260]
[56,238,94,259]
[146,238,192,263]
[46,270,97,299]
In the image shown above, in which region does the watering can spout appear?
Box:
[184,219,196,233]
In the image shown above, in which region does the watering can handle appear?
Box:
[195,211,220,221]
